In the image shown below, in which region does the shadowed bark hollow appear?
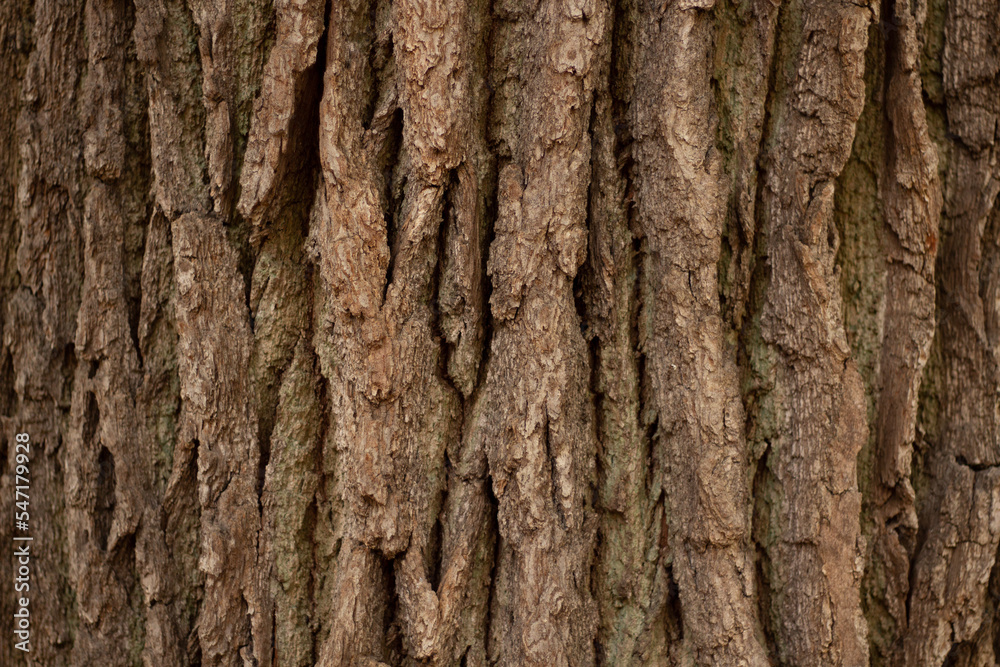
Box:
[1,0,999,664]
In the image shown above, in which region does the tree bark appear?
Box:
[1,0,999,665]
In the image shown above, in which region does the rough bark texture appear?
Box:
[2,0,999,664]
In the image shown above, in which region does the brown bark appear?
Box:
[2,0,1000,665]
[901,0,1000,663]
[751,1,874,663]
[631,2,767,664]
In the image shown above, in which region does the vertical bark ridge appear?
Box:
[312,0,488,660]
[600,3,686,661]
[712,6,784,661]
[237,0,326,222]
[833,19,888,662]
[139,208,196,661]
[134,0,209,216]
[171,212,268,666]
[134,0,275,659]
[428,4,497,657]
[902,0,1000,661]
[311,0,396,653]
[855,0,941,660]
[260,332,323,667]
[189,0,238,217]
[238,19,326,658]
[240,2,329,658]
[436,0,493,401]
[69,185,169,666]
[478,1,605,664]
[709,2,782,659]
[751,0,875,663]
[431,469,495,666]
[585,1,661,662]
[388,0,489,660]
[940,208,1000,667]
[251,177,319,666]
[7,0,85,662]
[0,0,31,660]
[714,0,782,331]
[630,2,769,664]
[65,1,187,660]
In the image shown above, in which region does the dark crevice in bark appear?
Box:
[752,439,779,660]
[63,343,80,396]
[256,428,272,502]
[903,462,929,624]
[478,148,499,315]
[309,366,331,661]
[880,0,900,128]
[955,456,1000,473]
[128,285,145,370]
[96,445,116,552]
[578,89,600,340]
[743,195,777,659]
[123,12,153,374]
[231,219,257,330]
[248,43,323,513]
[641,416,657,508]
[739,0,785,655]
[126,204,151,372]
[177,0,210,206]
[573,264,590,339]
[239,594,254,660]
[428,510,445,592]
[543,417,569,531]
[432,170,466,405]
[164,435,203,664]
[989,542,1000,662]
[630,230,647,430]
[269,598,278,666]
[380,108,405,301]
[663,563,684,642]
[474,151,502,393]
[586,333,603,467]
[482,475,501,663]
[383,552,402,660]
[609,0,634,131]
[83,390,100,443]
[942,641,963,667]
[0,348,15,417]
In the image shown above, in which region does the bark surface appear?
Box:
[1,0,999,665]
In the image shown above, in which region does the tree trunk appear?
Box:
[1,0,998,664]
